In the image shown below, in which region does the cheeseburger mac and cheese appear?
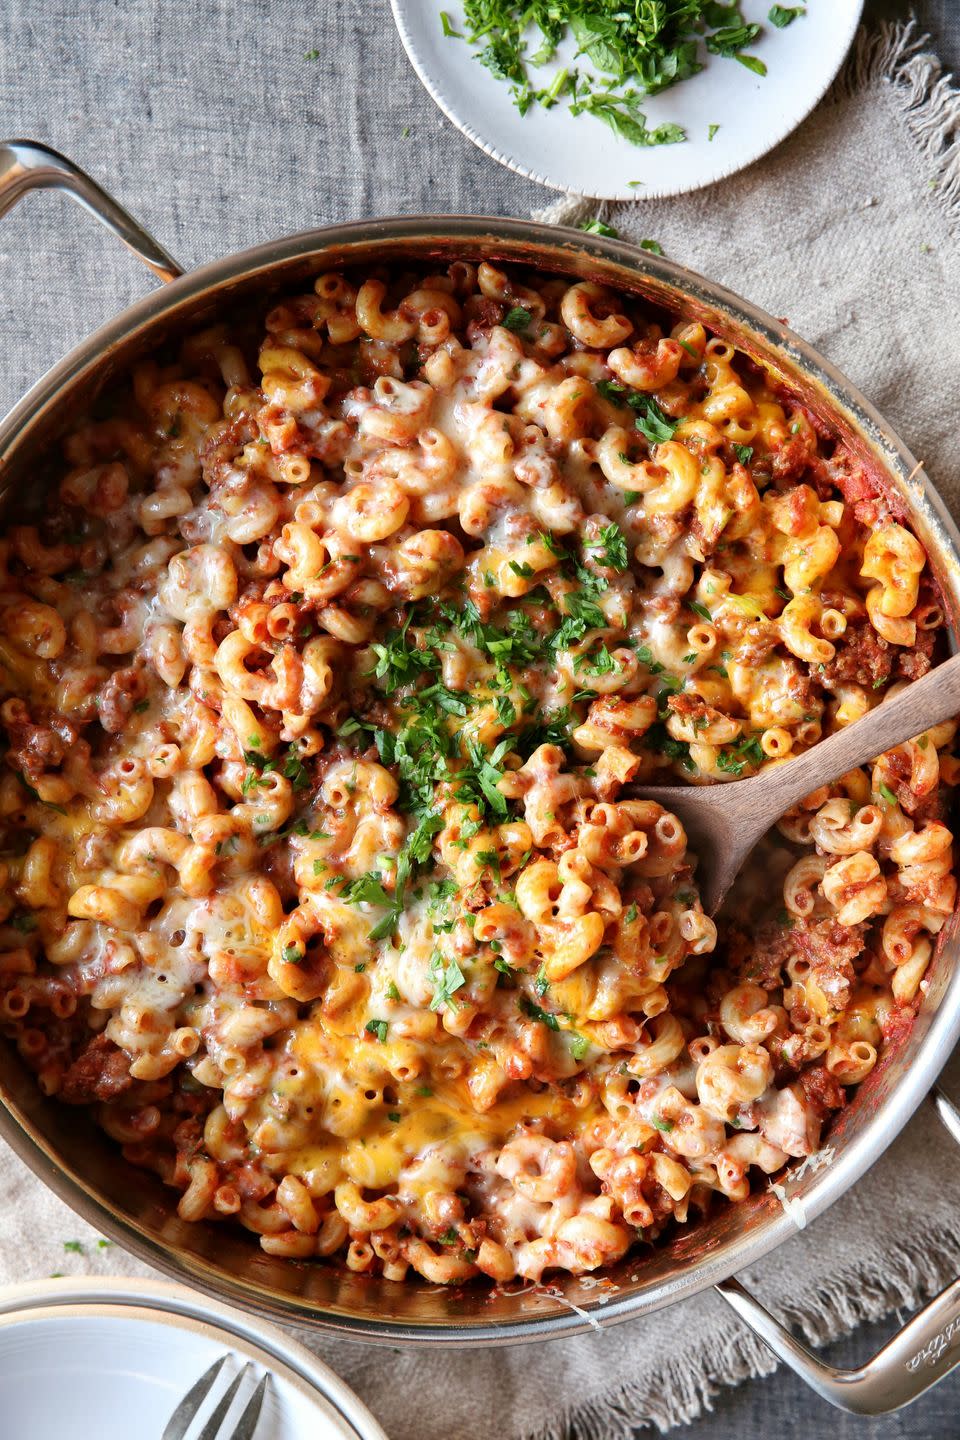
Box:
[0,261,954,1284]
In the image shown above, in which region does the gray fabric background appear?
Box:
[0,2,958,1436]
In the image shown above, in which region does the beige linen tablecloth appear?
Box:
[2,19,960,1440]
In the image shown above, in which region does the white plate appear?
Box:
[0,1277,387,1440]
[390,0,864,200]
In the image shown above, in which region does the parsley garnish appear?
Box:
[595,380,681,444]
[569,1033,590,1061]
[428,950,467,1011]
[580,218,618,237]
[878,782,898,808]
[519,996,561,1030]
[585,521,628,571]
[732,443,754,464]
[549,590,607,651]
[502,305,533,333]
[769,5,805,26]
[639,238,663,255]
[340,872,393,908]
[716,734,765,776]
[365,1019,389,1043]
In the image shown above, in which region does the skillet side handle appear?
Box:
[0,140,182,283]
[715,1086,960,1415]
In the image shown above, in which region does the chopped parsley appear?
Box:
[569,1033,590,1061]
[705,23,766,74]
[365,1018,389,1043]
[549,590,607,651]
[585,521,628,571]
[768,5,805,26]
[596,380,681,444]
[340,872,393,908]
[428,950,467,1011]
[576,643,621,678]
[444,2,777,143]
[878,782,898,809]
[638,238,663,255]
[580,218,618,237]
[716,734,765,776]
[732,443,754,464]
[519,996,561,1030]
[502,305,533,333]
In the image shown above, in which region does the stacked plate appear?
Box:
[0,1277,386,1439]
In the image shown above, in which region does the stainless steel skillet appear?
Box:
[1,139,959,1416]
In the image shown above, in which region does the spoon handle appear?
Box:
[755,649,960,816]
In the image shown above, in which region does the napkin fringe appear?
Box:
[522,1218,960,1438]
[534,18,960,232]
[844,18,960,226]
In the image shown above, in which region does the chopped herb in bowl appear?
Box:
[442,1,771,145]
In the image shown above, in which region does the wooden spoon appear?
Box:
[629,651,960,915]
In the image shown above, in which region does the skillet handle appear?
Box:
[715,1085,960,1415]
[0,140,182,283]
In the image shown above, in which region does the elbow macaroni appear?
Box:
[0,261,953,1285]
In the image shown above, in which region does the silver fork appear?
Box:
[162,1357,268,1440]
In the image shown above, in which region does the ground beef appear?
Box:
[735,628,779,667]
[799,1063,847,1120]
[820,621,892,690]
[59,1033,132,1104]
[464,296,504,345]
[3,707,79,784]
[880,1003,918,1048]
[768,430,818,486]
[829,448,876,502]
[796,918,866,1010]
[732,920,794,990]
[897,625,936,680]
[910,788,950,825]
[736,916,866,1002]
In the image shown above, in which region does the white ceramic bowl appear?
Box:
[390,0,864,199]
[0,1277,388,1440]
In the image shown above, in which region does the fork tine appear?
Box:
[230,1374,269,1440]
[195,1363,251,1440]
[162,1357,230,1440]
